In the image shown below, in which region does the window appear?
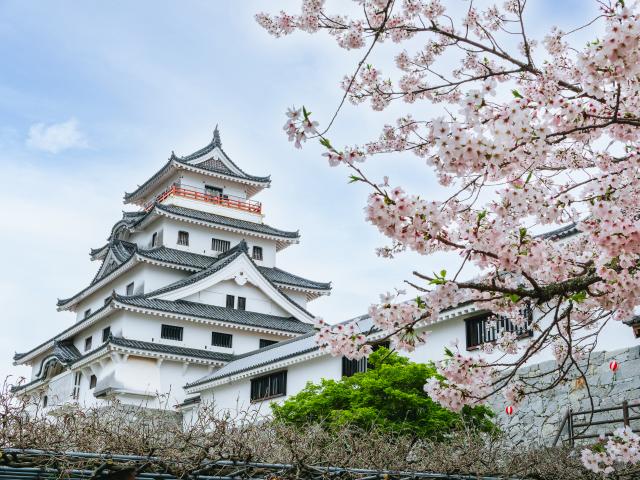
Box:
[177,231,189,246]
[89,375,97,389]
[226,295,235,309]
[212,332,233,348]
[102,326,111,342]
[151,232,158,247]
[341,341,390,377]
[342,357,368,377]
[250,371,287,402]
[84,336,92,352]
[161,324,183,341]
[84,308,92,319]
[126,282,135,296]
[252,246,263,261]
[104,297,110,305]
[259,339,278,349]
[72,372,82,400]
[465,310,533,350]
[42,395,48,408]
[205,185,223,197]
[237,297,246,311]
[212,238,231,252]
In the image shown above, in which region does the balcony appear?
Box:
[144,184,262,214]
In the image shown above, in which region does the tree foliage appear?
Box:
[271,348,494,438]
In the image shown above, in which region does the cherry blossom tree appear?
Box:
[256,0,639,471]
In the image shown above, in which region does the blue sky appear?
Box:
[0,0,599,380]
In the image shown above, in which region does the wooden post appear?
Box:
[568,408,574,447]
[623,400,630,426]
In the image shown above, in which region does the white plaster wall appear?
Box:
[406,309,640,366]
[201,355,342,419]
[73,263,188,320]
[279,290,308,311]
[71,311,126,357]
[156,218,277,266]
[183,279,289,317]
[119,311,293,354]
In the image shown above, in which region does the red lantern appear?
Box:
[505,405,514,415]
[609,360,618,372]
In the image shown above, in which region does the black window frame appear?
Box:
[177,230,190,246]
[237,296,246,311]
[161,324,184,341]
[125,282,135,296]
[341,341,390,377]
[212,238,231,253]
[259,339,278,349]
[205,185,223,197]
[250,371,287,402]
[212,331,233,348]
[226,295,235,309]
[84,308,92,319]
[84,336,92,352]
[89,375,97,389]
[252,246,263,261]
[102,326,111,342]
[151,232,158,247]
[465,309,533,351]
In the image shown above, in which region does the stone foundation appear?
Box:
[488,346,640,446]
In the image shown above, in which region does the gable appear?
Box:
[183,279,289,317]
[150,252,314,323]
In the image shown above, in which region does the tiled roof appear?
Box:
[144,242,246,297]
[139,246,214,270]
[258,266,330,291]
[152,204,300,239]
[114,295,314,334]
[109,336,234,362]
[13,336,233,392]
[143,241,316,319]
[538,223,579,240]
[187,332,318,388]
[124,128,270,202]
[52,340,81,363]
[90,240,137,284]
[187,315,372,389]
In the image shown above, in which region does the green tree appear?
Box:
[271,348,495,439]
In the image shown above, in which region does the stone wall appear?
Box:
[488,345,640,446]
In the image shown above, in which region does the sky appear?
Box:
[0,0,600,380]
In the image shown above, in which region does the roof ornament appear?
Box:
[212,125,222,148]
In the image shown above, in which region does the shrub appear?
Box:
[271,348,495,438]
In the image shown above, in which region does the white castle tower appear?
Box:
[13,127,331,409]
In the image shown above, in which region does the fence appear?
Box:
[0,449,520,480]
[552,400,640,447]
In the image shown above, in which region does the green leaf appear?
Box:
[525,171,533,184]
[511,89,523,99]
[348,175,364,184]
[440,269,447,278]
[444,347,455,358]
[319,137,333,149]
[302,106,311,119]
[506,293,521,303]
[569,290,588,303]
[519,227,527,239]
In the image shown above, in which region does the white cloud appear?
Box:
[26,118,87,153]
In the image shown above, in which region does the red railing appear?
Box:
[144,185,262,214]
